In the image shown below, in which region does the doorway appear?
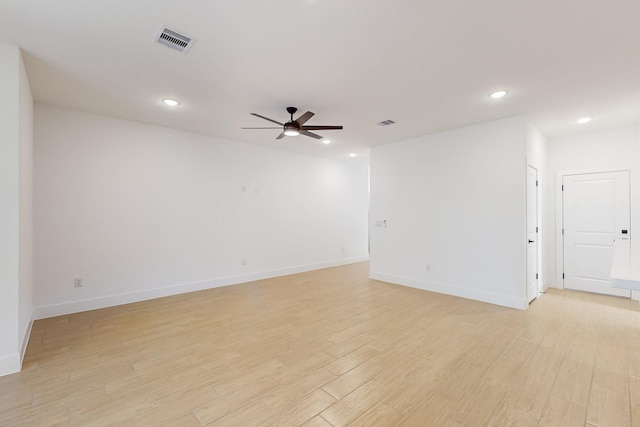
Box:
[562,170,631,297]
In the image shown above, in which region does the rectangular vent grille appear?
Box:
[377,120,396,126]
[155,26,194,53]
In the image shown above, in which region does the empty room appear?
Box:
[2,1,640,426]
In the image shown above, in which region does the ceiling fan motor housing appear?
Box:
[285,122,300,131]
[283,121,301,136]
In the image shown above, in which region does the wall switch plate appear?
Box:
[74,278,83,287]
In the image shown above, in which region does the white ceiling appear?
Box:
[2,0,640,160]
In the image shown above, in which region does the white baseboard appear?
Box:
[540,281,551,293]
[0,353,21,377]
[542,279,559,290]
[369,271,528,310]
[0,313,33,377]
[20,316,33,364]
[34,256,369,320]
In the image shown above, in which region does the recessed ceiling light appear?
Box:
[322,139,331,145]
[489,90,508,99]
[349,153,357,158]
[163,98,179,107]
[577,117,592,124]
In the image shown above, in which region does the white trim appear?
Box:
[556,171,564,289]
[20,315,33,365]
[33,256,369,320]
[526,163,540,302]
[369,271,528,310]
[0,353,21,377]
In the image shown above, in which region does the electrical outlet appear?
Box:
[74,278,83,288]
[241,258,247,266]
[425,264,431,272]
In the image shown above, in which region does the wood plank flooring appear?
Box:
[2,262,640,426]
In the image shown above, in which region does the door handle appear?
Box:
[528,240,535,243]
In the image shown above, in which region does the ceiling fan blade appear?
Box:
[242,127,282,129]
[301,125,343,130]
[251,113,284,126]
[296,111,315,125]
[300,130,323,139]
[276,131,286,140]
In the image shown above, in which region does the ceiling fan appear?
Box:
[242,107,343,140]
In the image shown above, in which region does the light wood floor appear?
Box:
[2,262,640,426]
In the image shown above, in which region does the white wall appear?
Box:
[544,125,640,291]
[369,116,528,309]
[0,43,33,376]
[526,124,547,170]
[34,105,369,318]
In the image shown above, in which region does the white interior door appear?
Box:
[563,171,631,297]
[527,166,538,303]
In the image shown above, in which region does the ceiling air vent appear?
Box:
[377,120,396,126]
[155,26,195,53]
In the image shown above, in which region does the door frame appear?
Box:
[556,169,631,290]
[526,165,539,302]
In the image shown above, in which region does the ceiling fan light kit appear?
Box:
[283,121,300,136]
[243,106,343,140]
